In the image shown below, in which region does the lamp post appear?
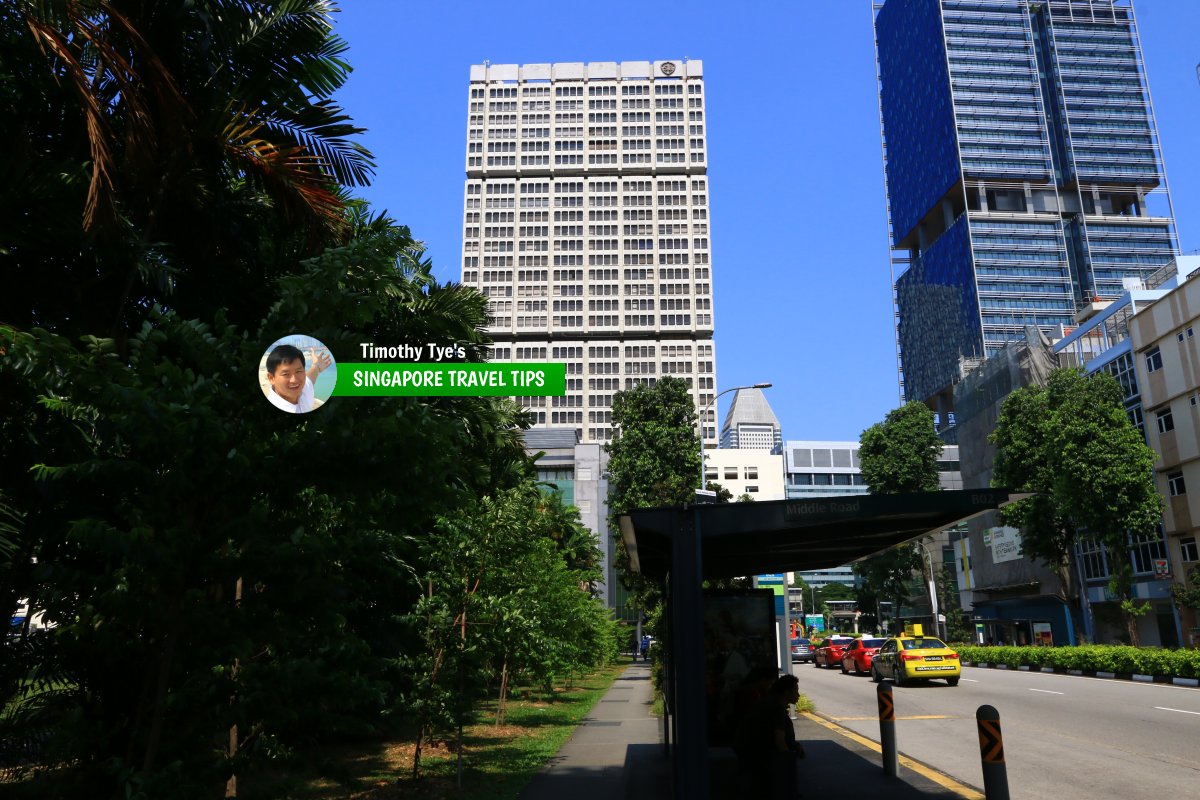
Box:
[919,541,942,641]
[698,382,772,488]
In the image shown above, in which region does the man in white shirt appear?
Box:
[265,344,331,413]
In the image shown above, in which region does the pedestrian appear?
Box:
[733,674,805,800]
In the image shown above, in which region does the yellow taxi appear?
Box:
[870,624,960,687]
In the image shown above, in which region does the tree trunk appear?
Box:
[456,601,466,789]
[1107,547,1141,647]
[140,592,183,773]
[496,657,509,726]
[411,722,428,781]
[1053,554,1088,645]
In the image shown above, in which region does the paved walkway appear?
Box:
[517,660,665,800]
[519,661,982,800]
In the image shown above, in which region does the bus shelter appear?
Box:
[617,488,1024,800]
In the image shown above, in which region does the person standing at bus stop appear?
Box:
[734,674,805,799]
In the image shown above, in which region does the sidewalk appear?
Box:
[517,659,666,800]
[518,660,981,800]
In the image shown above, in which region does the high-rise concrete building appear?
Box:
[461,61,717,446]
[718,387,783,452]
[873,0,1179,427]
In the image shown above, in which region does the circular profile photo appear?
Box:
[259,334,337,413]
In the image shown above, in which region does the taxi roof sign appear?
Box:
[902,623,924,637]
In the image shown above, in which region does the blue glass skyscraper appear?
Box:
[874,0,1179,415]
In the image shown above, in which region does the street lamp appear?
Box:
[919,540,943,641]
[698,382,772,488]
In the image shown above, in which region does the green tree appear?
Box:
[820,583,856,602]
[606,376,701,591]
[705,481,734,503]
[1171,569,1200,614]
[855,401,943,632]
[409,484,616,779]
[605,376,700,690]
[992,368,1162,645]
[858,401,944,493]
[0,219,536,798]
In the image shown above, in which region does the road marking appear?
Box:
[1154,706,1200,716]
[803,712,984,800]
[960,678,978,682]
[833,715,954,721]
[1028,689,1063,695]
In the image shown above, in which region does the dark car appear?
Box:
[790,637,815,663]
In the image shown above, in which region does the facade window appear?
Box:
[1168,471,1187,497]
[724,467,737,480]
[1181,537,1198,563]
[1078,537,1109,581]
[1128,528,1168,575]
[1146,347,1163,373]
[746,485,759,493]
[1156,407,1175,434]
[744,467,758,480]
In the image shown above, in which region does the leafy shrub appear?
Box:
[957,644,1200,677]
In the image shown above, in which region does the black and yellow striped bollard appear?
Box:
[976,704,1009,800]
[877,681,897,778]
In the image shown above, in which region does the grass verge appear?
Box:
[243,658,632,800]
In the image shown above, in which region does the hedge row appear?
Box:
[957,644,1200,678]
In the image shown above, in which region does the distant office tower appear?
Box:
[874,0,1179,417]
[461,61,717,445]
[718,387,782,452]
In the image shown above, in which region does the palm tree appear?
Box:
[1,0,374,339]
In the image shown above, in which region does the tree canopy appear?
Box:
[854,401,943,632]
[1,0,373,341]
[858,401,944,494]
[0,4,619,796]
[604,376,700,684]
[606,376,702,519]
[992,367,1162,644]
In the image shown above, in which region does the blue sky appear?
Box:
[332,1,1200,442]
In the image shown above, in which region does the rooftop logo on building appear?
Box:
[660,61,676,76]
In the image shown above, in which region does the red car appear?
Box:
[840,637,888,675]
[813,637,856,668]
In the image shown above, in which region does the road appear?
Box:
[794,659,1200,799]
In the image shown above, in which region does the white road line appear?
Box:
[1154,706,1200,716]
[1029,688,1063,695]
[960,678,979,682]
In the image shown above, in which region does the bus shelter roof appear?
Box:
[618,488,1025,581]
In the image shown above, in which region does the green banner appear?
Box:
[333,363,566,397]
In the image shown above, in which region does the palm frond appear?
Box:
[23,13,115,229]
[223,107,347,230]
[261,99,375,186]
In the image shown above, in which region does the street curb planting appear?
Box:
[964,661,1200,687]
